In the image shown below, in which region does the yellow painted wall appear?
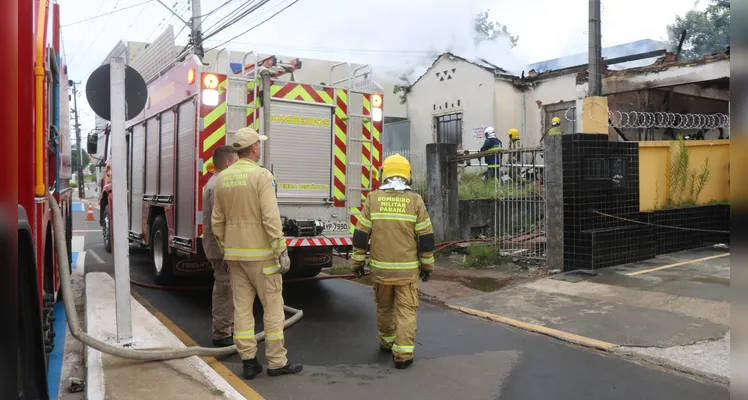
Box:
[639,140,730,211]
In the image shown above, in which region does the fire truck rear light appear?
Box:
[202,89,219,106]
[372,94,382,108]
[188,68,196,84]
[372,107,383,122]
[203,73,219,89]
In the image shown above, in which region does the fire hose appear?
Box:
[49,193,304,361]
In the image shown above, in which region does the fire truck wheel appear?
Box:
[18,237,49,400]
[150,215,174,283]
[103,205,112,253]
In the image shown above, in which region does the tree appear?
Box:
[72,149,90,171]
[667,0,730,59]
[474,10,518,48]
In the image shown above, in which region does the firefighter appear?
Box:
[508,128,520,149]
[202,145,238,347]
[480,126,502,182]
[541,116,565,143]
[211,127,302,379]
[351,154,435,370]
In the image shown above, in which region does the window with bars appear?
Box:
[435,113,463,146]
[543,101,576,134]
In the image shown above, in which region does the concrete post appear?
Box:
[544,136,564,271]
[426,143,458,242]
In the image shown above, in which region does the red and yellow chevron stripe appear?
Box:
[270,81,334,104]
[333,89,347,208]
[349,92,384,234]
[197,74,228,237]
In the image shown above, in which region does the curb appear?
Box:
[446,304,617,352]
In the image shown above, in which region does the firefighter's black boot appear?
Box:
[394,358,413,370]
[242,358,263,380]
[267,361,303,377]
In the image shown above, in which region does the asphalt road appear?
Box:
[75,209,728,400]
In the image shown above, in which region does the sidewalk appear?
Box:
[85,272,246,400]
[442,247,730,384]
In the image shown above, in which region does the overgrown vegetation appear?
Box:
[667,0,730,59]
[458,171,540,200]
[665,138,712,208]
[460,243,505,269]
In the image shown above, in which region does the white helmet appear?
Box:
[484,126,496,138]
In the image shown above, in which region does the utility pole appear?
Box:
[191,0,204,60]
[70,81,85,199]
[588,0,602,96]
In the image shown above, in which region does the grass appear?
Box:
[458,171,541,200]
[459,243,505,269]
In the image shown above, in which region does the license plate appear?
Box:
[324,221,349,232]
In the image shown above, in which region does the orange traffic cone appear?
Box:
[86,203,96,221]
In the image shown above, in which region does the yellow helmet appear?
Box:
[552,116,561,125]
[382,153,411,181]
[508,128,519,140]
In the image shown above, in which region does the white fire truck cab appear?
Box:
[100,49,384,283]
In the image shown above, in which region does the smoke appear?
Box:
[230,0,529,83]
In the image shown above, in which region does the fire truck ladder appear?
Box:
[214,49,301,138]
[329,63,382,221]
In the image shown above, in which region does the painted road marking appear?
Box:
[89,250,105,265]
[72,202,84,212]
[130,291,265,400]
[74,229,101,233]
[627,253,730,276]
[72,236,85,254]
[447,304,617,351]
[47,300,68,399]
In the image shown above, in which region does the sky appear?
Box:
[59,0,705,138]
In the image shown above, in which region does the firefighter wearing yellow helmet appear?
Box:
[508,128,520,149]
[542,116,565,143]
[352,153,435,370]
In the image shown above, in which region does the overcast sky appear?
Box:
[60,0,705,137]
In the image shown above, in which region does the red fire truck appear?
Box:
[15,0,73,397]
[96,50,384,283]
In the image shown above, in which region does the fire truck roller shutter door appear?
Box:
[159,111,175,197]
[145,117,160,195]
[176,99,197,238]
[267,101,333,203]
[130,124,146,234]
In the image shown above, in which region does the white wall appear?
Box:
[492,81,523,148]
[406,54,496,161]
[523,74,583,146]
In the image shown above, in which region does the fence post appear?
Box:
[427,143,458,242]
[544,136,564,271]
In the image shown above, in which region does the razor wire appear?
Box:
[564,105,730,130]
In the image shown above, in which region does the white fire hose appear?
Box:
[49,193,304,361]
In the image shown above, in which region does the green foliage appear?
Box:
[72,149,90,170]
[474,10,519,47]
[461,243,504,269]
[665,138,712,207]
[458,171,540,200]
[667,0,730,59]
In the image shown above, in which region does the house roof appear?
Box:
[408,52,509,89]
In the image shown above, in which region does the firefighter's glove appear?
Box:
[352,263,366,279]
[279,250,291,275]
[420,269,432,283]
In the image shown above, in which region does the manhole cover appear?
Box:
[550,270,598,283]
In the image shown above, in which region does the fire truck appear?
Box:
[15,0,73,397]
[97,50,384,283]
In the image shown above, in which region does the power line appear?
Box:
[77,0,125,65]
[202,0,258,35]
[68,0,108,63]
[207,0,300,51]
[122,0,153,38]
[202,0,268,42]
[62,0,152,27]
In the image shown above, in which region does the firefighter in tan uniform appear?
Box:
[211,127,303,380]
[202,145,238,347]
[351,154,435,370]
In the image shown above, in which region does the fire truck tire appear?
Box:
[150,215,174,283]
[103,205,112,253]
[286,266,323,279]
[18,235,50,400]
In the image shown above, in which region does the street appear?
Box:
[71,206,728,400]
